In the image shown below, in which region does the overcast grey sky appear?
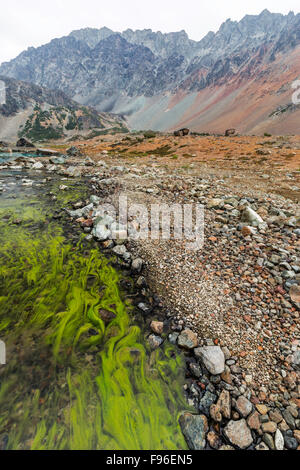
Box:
[0,0,299,65]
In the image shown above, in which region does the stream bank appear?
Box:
[0,165,190,450]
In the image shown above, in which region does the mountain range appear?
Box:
[0,76,127,141]
[0,9,300,134]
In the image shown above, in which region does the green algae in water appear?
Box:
[0,177,189,450]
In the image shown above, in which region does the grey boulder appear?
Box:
[195,346,225,375]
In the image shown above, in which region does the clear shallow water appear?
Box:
[0,152,40,163]
[0,170,189,450]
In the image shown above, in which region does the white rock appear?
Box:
[68,203,93,219]
[92,222,111,241]
[46,164,57,172]
[274,429,284,451]
[195,346,225,375]
[207,198,224,209]
[131,258,143,272]
[245,375,253,385]
[65,166,81,177]
[96,160,107,167]
[90,195,100,205]
[81,204,94,218]
[242,207,264,226]
[32,161,44,169]
[112,244,131,261]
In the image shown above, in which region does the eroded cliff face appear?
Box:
[1,10,300,133]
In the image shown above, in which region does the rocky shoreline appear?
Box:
[0,148,299,451]
[67,190,299,451]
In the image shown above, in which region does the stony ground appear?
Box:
[1,133,299,450]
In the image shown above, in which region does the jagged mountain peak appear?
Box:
[259,8,272,16]
[68,26,195,58]
[69,27,114,48]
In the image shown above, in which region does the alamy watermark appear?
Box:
[0,80,6,105]
[0,340,6,365]
[92,194,205,251]
[292,80,300,105]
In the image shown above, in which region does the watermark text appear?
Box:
[0,80,6,105]
[92,195,205,251]
[292,80,300,105]
[0,340,6,365]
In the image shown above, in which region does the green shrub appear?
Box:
[143,130,157,139]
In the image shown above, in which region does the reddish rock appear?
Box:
[294,430,300,444]
[217,389,231,419]
[269,410,283,424]
[99,308,116,324]
[235,396,253,418]
[290,285,300,303]
[262,421,277,433]
[258,391,267,401]
[241,226,256,237]
[210,404,222,423]
[150,321,164,335]
[207,431,222,449]
[81,219,93,228]
[178,329,198,349]
[256,404,269,415]
[290,398,300,408]
[247,411,261,431]
[276,286,286,295]
[284,371,298,390]
[224,419,253,449]
[279,420,290,432]
[250,396,260,405]
[221,366,232,384]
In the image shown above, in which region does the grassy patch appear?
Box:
[151,145,173,157]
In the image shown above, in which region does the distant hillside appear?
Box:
[0,76,128,141]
